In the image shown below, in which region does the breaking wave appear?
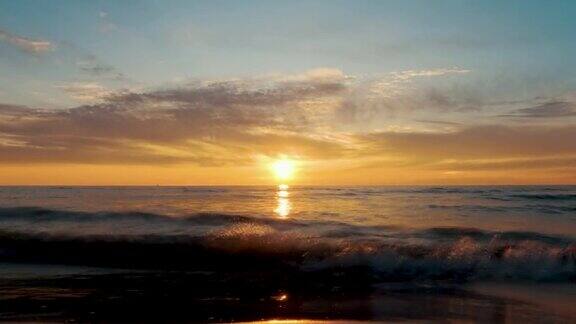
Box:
[0,207,574,284]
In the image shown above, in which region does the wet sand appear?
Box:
[1,266,574,323]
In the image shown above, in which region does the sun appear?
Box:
[271,159,295,181]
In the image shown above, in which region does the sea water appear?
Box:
[0,185,574,322]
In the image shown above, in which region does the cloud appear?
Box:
[56,82,113,102]
[0,69,351,165]
[388,68,471,80]
[0,28,127,84]
[274,67,351,83]
[2,67,574,178]
[430,156,576,172]
[335,68,475,123]
[366,68,471,97]
[357,125,576,160]
[0,29,53,54]
[0,103,36,117]
[74,52,128,80]
[502,101,576,118]
[77,61,124,79]
[78,63,114,75]
[350,125,576,182]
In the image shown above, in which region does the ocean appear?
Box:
[0,185,575,322]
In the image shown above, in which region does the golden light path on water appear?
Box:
[270,158,295,218]
[274,184,291,218]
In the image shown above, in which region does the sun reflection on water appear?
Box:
[272,292,289,301]
[274,184,291,218]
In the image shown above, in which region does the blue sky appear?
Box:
[1,1,576,184]
[1,0,575,107]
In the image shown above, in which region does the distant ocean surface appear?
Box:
[0,185,575,322]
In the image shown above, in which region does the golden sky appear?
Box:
[0,68,576,185]
[1,1,576,185]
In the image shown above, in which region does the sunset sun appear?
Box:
[271,159,296,181]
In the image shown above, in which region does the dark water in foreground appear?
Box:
[0,186,574,322]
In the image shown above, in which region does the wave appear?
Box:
[289,187,576,202]
[511,193,576,201]
[0,207,574,284]
[427,203,576,214]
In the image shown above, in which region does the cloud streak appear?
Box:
[56,82,113,102]
[0,29,53,54]
[502,101,576,118]
[358,125,576,159]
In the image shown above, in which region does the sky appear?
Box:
[0,0,576,185]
